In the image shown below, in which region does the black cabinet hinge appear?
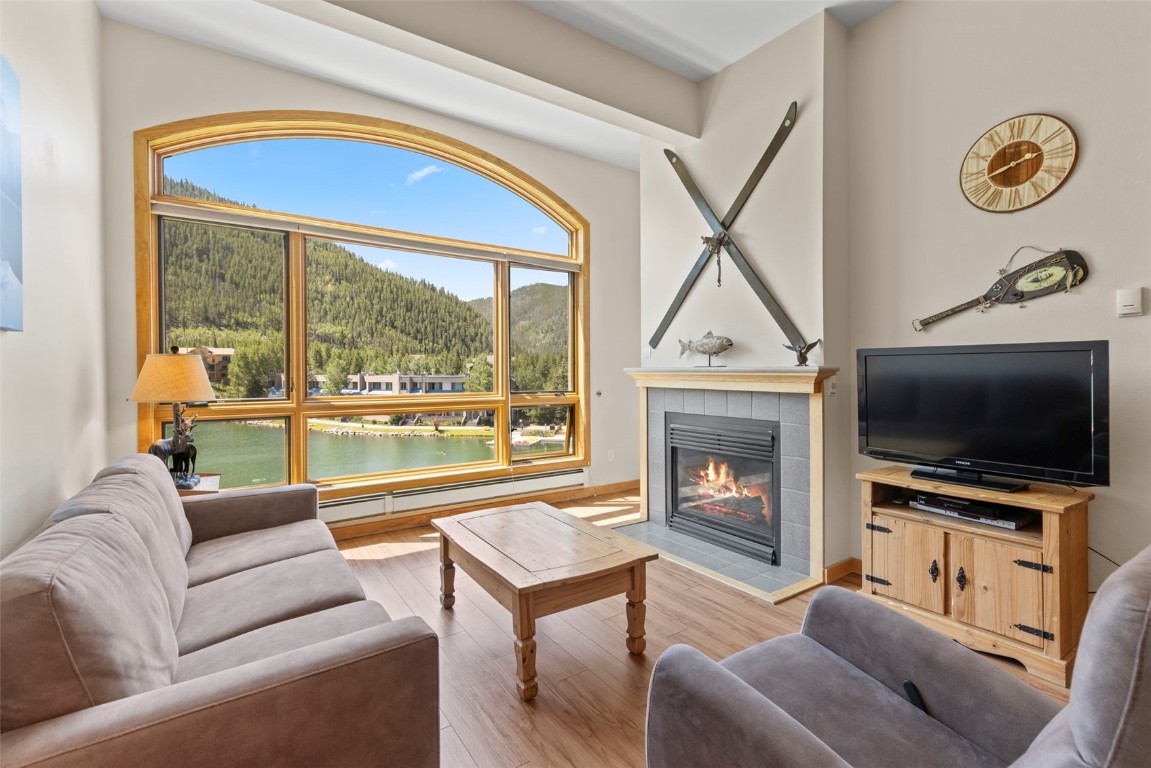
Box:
[1013,559,1053,574]
[865,574,892,586]
[1014,624,1055,641]
[866,523,892,533]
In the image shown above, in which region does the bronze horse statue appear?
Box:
[149,406,197,484]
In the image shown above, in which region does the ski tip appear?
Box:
[663,149,679,164]
[784,102,798,127]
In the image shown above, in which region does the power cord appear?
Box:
[1089,546,1121,568]
[1087,546,1122,594]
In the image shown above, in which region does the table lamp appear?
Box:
[130,348,216,488]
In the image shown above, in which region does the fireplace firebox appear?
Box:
[665,412,782,564]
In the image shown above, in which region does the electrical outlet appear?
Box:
[607,449,615,461]
[644,346,652,358]
[828,376,838,396]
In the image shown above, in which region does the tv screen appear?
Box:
[857,341,1109,490]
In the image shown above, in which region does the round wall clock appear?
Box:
[960,113,1078,213]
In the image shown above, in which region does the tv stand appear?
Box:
[910,467,1030,493]
[859,465,1092,687]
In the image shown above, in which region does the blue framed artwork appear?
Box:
[1,54,22,332]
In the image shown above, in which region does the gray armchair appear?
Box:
[646,545,1151,767]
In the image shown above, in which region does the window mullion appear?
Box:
[288,231,308,485]
[494,261,511,467]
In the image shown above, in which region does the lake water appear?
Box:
[189,420,557,488]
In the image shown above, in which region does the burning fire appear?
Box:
[689,458,751,498]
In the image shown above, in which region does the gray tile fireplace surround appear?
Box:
[616,388,812,595]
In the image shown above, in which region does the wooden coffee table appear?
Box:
[432,501,659,700]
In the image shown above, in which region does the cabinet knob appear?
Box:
[929,559,940,583]
[956,566,967,592]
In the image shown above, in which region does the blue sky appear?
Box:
[163,138,569,300]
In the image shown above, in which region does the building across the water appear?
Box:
[310,371,467,395]
[179,346,234,385]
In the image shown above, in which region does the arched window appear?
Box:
[135,112,588,499]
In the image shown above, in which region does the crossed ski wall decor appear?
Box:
[650,101,819,366]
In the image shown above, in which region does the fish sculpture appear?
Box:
[678,331,733,360]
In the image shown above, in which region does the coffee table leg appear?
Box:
[626,565,647,655]
[513,600,538,701]
[439,536,456,609]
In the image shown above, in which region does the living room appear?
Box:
[1,0,1149,766]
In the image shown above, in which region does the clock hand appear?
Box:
[986,151,1043,179]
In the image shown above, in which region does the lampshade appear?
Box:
[130,353,217,403]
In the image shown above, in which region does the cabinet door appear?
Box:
[869,515,946,614]
[950,535,1045,648]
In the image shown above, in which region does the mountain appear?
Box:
[469,282,569,357]
[161,178,569,389]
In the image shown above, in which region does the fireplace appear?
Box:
[665,412,782,565]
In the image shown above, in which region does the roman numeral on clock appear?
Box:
[982,188,1003,209]
[1041,125,1067,145]
[966,178,992,200]
[1007,118,1028,141]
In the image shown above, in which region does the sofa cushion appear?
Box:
[0,515,178,732]
[185,518,336,587]
[721,633,1006,768]
[176,600,392,681]
[45,474,188,629]
[177,549,366,654]
[95,453,193,554]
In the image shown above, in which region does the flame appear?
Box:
[688,458,751,498]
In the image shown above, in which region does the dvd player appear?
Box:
[909,494,1039,530]
[914,492,1001,520]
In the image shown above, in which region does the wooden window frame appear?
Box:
[134,111,590,500]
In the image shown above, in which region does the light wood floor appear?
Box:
[336,493,1067,768]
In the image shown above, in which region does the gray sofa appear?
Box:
[0,454,438,768]
[647,544,1151,768]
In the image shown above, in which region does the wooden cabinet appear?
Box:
[859,466,1091,686]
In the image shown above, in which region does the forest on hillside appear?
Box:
[161,179,569,402]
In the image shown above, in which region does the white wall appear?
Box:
[0,1,106,556]
[847,1,1151,587]
[99,21,641,512]
[638,2,1151,579]
[329,0,700,140]
[641,12,829,368]
[820,15,853,566]
[639,12,858,564]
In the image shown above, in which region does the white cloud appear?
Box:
[378,259,399,271]
[531,226,548,235]
[406,165,444,185]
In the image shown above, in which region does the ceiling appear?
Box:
[524,0,895,81]
[97,0,896,169]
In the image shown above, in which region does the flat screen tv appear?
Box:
[857,340,1109,491]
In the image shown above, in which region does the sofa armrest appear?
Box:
[647,644,849,768]
[0,616,438,768]
[801,587,1062,763]
[183,484,319,543]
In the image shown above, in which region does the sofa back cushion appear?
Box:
[46,473,188,629]
[1064,544,1151,763]
[0,515,178,732]
[1014,545,1151,767]
[95,453,193,554]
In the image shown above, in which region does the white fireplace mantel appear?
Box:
[625,366,839,602]
[625,367,838,393]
